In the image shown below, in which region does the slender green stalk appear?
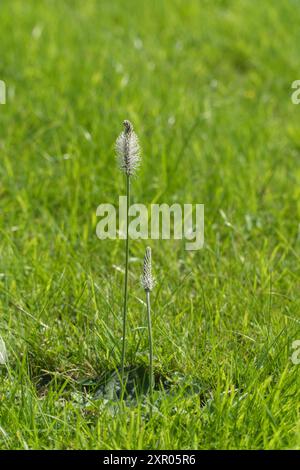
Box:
[146,290,153,411]
[121,175,130,382]
[141,246,155,415]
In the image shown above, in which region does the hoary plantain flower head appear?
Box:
[141,247,155,292]
[116,120,141,176]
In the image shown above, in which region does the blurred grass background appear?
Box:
[0,0,300,449]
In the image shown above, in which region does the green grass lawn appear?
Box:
[0,0,300,450]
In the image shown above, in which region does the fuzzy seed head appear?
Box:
[141,247,155,292]
[116,120,141,176]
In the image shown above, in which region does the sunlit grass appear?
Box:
[0,0,300,450]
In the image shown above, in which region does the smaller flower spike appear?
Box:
[0,336,7,365]
[141,247,155,292]
[116,120,141,176]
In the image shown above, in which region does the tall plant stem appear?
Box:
[121,175,130,382]
[146,290,153,413]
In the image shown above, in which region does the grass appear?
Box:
[0,0,300,450]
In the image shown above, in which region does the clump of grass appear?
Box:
[115,120,141,383]
[141,246,155,413]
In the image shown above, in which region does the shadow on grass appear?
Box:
[79,365,208,404]
[31,364,210,408]
[79,365,167,401]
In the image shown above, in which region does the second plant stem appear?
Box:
[121,175,130,383]
[146,289,154,411]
